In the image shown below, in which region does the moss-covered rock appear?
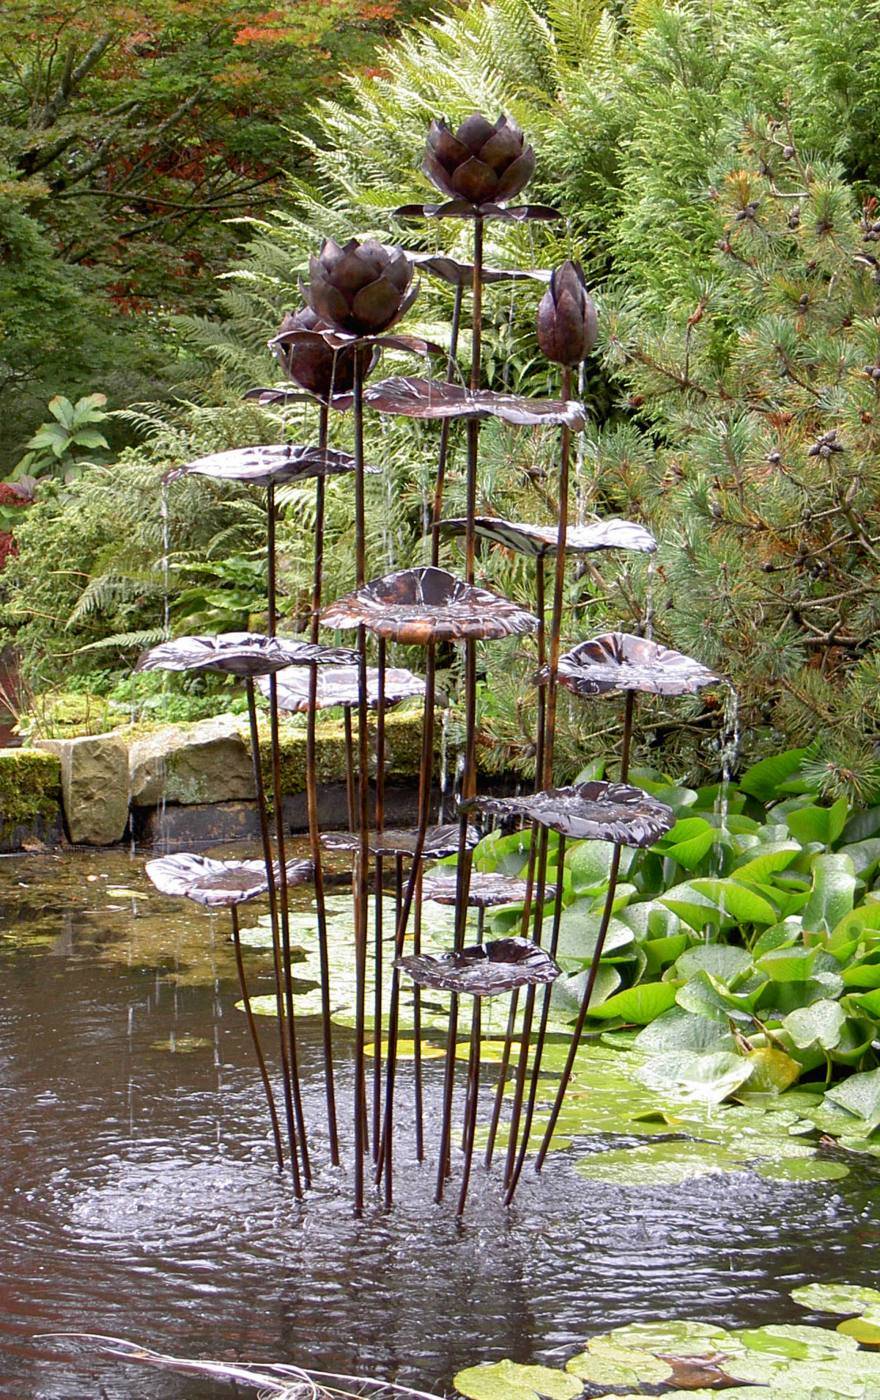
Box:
[253,707,431,800]
[0,748,62,843]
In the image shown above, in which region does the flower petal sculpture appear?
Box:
[260,664,426,714]
[396,936,561,997]
[536,260,598,366]
[305,239,417,338]
[407,251,549,287]
[164,443,370,488]
[321,823,479,859]
[135,632,357,677]
[354,376,585,430]
[436,516,657,558]
[465,780,674,846]
[421,871,557,909]
[556,632,721,698]
[321,567,538,644]
[271,305,378,400]
[424,113,535,208]
[145,853,313,908]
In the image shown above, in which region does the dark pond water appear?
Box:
[2,846,880,1399]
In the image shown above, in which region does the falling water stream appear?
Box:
[1,845,880,1398]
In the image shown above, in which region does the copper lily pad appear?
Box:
[557,633,721,698]
[356,377,585,430]
[436,516,657,559]
[258,664,426,713]
[465,781,674,846]
[135,632,357,678]
[394,201,560,223]
[395,936,561,997]
[321,567,538,644]
[321,823,479,859]
[421,871,556,908]
[145,853,313,908]
[407,251,549,287]
[163,443,372,487]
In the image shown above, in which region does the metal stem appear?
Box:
[245,677,301,1197]
[230,904,284,1171]
[456,997,482,1219]
[352,351,370,1215]
[372,637,387,1160]
[306,401,339,1164]
[430,279,464,567]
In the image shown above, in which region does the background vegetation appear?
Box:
[4,0,880,799]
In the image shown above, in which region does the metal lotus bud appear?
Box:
[305,238,416,337]
[536,260,598,366]
[423,113,535,207]
[273,305,375,400]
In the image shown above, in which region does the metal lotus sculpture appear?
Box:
[396,936,560,998]
[421,871,556,909]
[358,376,585,429]
[408,251,549,287]
[321,567,538,644]
[261,664,425,714]
[436,516,657,559]
[466,780,674,847]
[536,260,598,366]
[556,632,721,699]
[305,238,417,338]
[322,823,479,859]
[396,111,558,222]
[135,632,356,677]
[145,853,313,908]
[272,305,378,401]
[164,443,370,488]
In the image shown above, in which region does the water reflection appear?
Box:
[0,848,879,1398]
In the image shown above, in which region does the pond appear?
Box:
[2,846,880,1398]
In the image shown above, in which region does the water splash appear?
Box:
[160,482,171,643]
[575,360,587,527]
[711,683,741,933]
[438,706,452,821]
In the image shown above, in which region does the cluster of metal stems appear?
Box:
[138,116,717,1218]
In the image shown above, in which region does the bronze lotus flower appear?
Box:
[536,260,598,366]
[321,823,479,859]
[425,114,535,206]
[321,567,538,645]
[421,871,557,909]
[556,633,720,699]
[395,936,561,997]
[135,632,357,678]
[270,305,379,402]
[145,853,313,908]
[436,516,657,559]
[163,443,371,488]
[355,377,585,430]
[305,239,417,339]
[259,664,426,714]
[465,780,674,846]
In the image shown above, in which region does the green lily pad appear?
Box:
[756,1157,849,1182]
[791,1283,880,1316]
[574,1139,745,1185]
[453,1360,580,1400]
[636,1050,754,1103]
[837,1309,880,1344]
[783,999,846,1051]
[565,1341,672,1386]
[586,981,677,1024]
[737,1322,859,1360]
[634,1007,736,1055]
[605,1319,734,1354]
[827,1068,880,1129]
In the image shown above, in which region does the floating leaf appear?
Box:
[783,999,846,1051]
[453,1360,580,1400]
[837,1310,880,1345]
[586,981,677,1024]
[756,1157,849,1182]
[636,1050,754,1103]
[826,1067,880,1128]
[791,1283,880,1316]
[566,1342,672,1386]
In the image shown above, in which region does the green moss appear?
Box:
[0,749,62,837]
[21,691,119,739]
[254,707,432,799]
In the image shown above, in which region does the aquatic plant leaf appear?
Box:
[826,1067,880,1127]
[757,945,820,981]
[453,1360,580,1400]
[801,853,857,936]
[360,376,585,429]
[321,824,479,858]
[396,936,561,997]
[586,981,677,1024]
[757,1157,849,1181]
[787,797,850,846]
[636,1050,755,1103]
[259,664,425,712]
[837,1310,880,1344]
[737,1323,859,1361]
[673,943,754,984]
[321,566,538,643]
[466,781,674,846]
[421,871,556,908]
[575,1139,746,1185]
[163,443,364,487]
[556,632,720,700]
[634,1007,736,1055]
[135,632,357,677]
[436,515,656,558]
[784,999,846,1050]
[603,1319,735,1356]
[663,878,778,928]
[739,748,811,801]
[744,1047,802,1093]
[145,853,312,907]
[566,1343,672,1386]
[791,1283,880,1317]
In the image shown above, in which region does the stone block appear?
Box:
[36,733,129,845]
[129,714,254,806]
